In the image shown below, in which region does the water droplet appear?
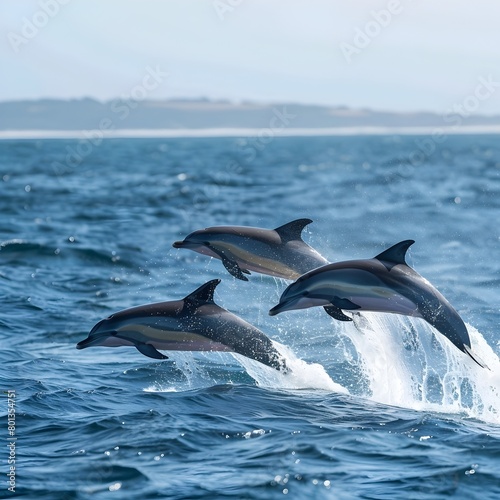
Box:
[108,482,121,492]
[24,185,31,192]
[454,196,462,204]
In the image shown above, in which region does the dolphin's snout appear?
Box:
[76,338,91,349]
[172,241,184,248]
[77,329,117,350]
[269,294,311,316]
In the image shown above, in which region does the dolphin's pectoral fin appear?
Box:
[221,256,250,281]
[324,305,353,321]
[204,243,250,281]
[135,343,168,360]
[274,218,313,243]
[324,297,360,320]
[374,240,415,270]
[463,345,489,370]
[331,296,362,310]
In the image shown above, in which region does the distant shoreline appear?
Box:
[3,99,500,137]
[2,126,500,140]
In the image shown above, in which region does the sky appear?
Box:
[2,0,500,114]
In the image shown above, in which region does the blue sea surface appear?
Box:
[1,134,500,499]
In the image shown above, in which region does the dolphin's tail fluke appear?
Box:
[463,345,489,370]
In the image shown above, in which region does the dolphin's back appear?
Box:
[182,303,285,370]
[382,265,472,353]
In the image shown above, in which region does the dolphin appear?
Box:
[77,279,287,371]
[172,219,328,281]
[269,240,486,368]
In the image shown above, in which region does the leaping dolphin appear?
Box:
[172,219,328,281]
[269,240,486,368]
[77,280,287,371]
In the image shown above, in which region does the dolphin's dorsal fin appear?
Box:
[374,240,415,268]
[183,279,221,310]
[274,218,313,243]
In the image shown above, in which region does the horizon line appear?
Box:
[2,125,500,141]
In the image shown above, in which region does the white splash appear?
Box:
[143,386,177,393]
[234,341,348,394]
[346,313,500,424]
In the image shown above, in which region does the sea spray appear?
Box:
[142,352,257,392]
[346,313,500,424]
[141,342,348,394]
[235,341,348,393]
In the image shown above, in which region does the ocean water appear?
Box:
[1,134,500,499]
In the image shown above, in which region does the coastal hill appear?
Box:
[1,98,499,132]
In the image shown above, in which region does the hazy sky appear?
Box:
[2,0,500,113]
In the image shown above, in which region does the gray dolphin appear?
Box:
[77,279,287,371]
[269,240,486,368]
[172,219,328,281]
